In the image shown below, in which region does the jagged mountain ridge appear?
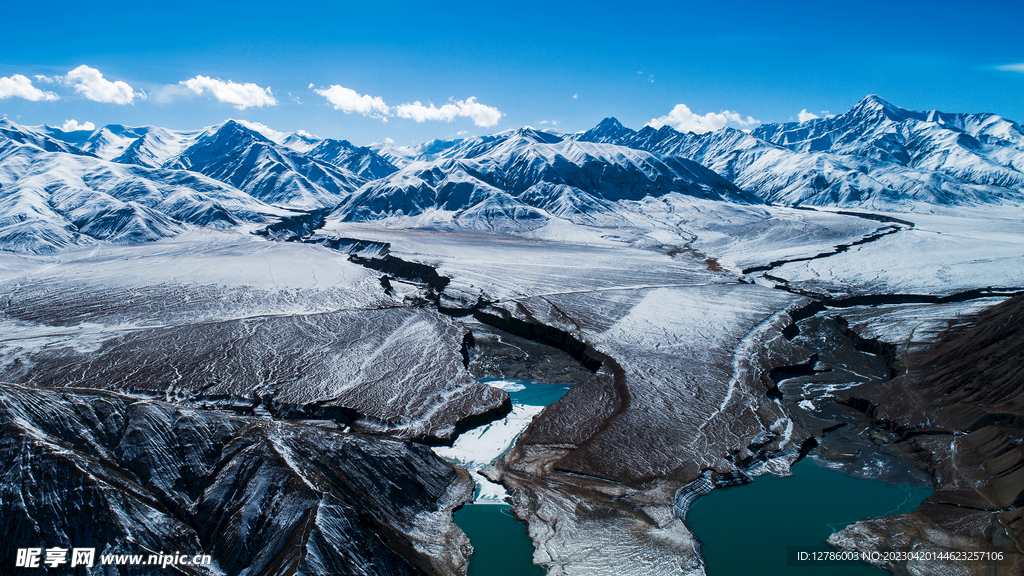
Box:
[163,120,367,209]
[577,96,1024,209]
[334,128,757,229]
[753,95,1024,189]
[112,126,210,167]
[37,119,399,208]
[306,137,399,180]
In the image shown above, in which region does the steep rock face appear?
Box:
[334,129,756,228]
[829,295,1024,575]
[0,382,474,576]
[576,96,1024,210]
[165,121,365,209]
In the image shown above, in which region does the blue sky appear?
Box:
[1,0,1022,146]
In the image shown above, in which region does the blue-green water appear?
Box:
[452,381,931,575]
[687,458,932,576]
[451,380,571,575]
[455,504,546,576]
[477,378,572,408]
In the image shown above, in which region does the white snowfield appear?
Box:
[768,207,1024,296]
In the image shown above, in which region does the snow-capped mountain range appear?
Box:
[2,95,1023,253]
[578,95,1024,209]
[335,127,755,229]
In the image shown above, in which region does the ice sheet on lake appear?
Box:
[433,379,569,504]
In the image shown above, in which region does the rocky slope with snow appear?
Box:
[0,126,292,254]
[306,138,398,180]
[0,381,474,576]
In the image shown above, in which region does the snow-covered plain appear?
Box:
[768,206,1024,296]
[0,229,505,441]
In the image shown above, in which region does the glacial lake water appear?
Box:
[455,504,546,576]
[443,380,932,576]
[687,458,933,576]
[437,379,571,575]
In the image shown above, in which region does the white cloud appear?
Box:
[234,119,288,142]
[313,84,390,120]
[996,63,1024,73]
[573,93,578,99]
[647,103,759,134]
[395,97,502,128]
[62,119,95,131]
[64,65,140,105]
[384,137,395,144]
[180,76,277,110]
[798,109,820,122]
[0,74,59,101]
[310,84,503,127]
[34,75,54,84]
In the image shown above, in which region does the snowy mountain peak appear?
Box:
[579,117,636,144]
[510,127,564,144]
[307,138,398,180]
[596,117,625,131]
[165,119,365,210]
[212,120,273,145]
[849,94,909,121]
[334,131,756,229]
[0,119,97,157]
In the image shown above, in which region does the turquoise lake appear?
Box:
[687,458,932,576]
[447,379,570,576]
[451,380,931,576]
[455,504,546,576]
